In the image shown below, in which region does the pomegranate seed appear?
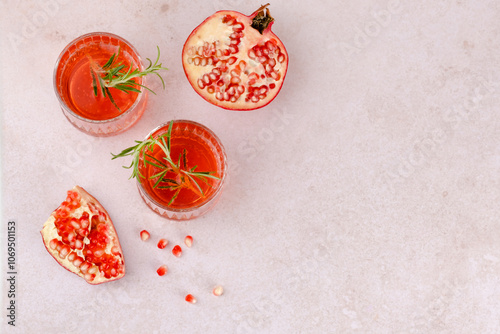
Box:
[80,218,89,229]
[184,236,193,248]
[158,239,169,249]
[233,23,243,31]
[73,257,84,267]
[87,266,98,275]
[58,245,70,259]
[84,273,95,282]
[185,294,197,304]
[80,262,91,273]
[111,246,120,255]
[70,219,81,229]
[140,230,150,241]
[157,265,168,276]
[93,249,104,257]
[213,285,224,296]
[49,238,58,250]
[202,74,210,84]
[67,252,77,261]
[172,245,182,257]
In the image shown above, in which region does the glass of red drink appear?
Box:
[53,32,147,136]
[136,120,227,220]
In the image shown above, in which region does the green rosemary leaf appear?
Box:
[161,178,178,185]
[161,136,169,154]
[115,84,141,93]
[144,153,169,169]
[111,145,139,159]
[186,173,204,197]
[133,82,157,95]
[157,185,178,190]
[168,188,181,206]
[144,160,166,170]
[91,69,98,96]
[98,76,106,97]
[152,170,168,188]
[121,162,134,170]
[155,72,166,90]
[167,121,173,151]
[149,169,168,181]
[182,149,187,169]
[189,172,220,180]
[102,49,119,69]
[105,87,120,111]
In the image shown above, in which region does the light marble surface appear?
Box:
[2,0,500,333]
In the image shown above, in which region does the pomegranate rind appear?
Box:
[41,186,125,285]
[182,9,289,111]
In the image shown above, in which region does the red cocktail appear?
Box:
[54,32,147,136]
[135,120,227,220]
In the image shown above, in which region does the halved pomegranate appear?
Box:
[41,186,125,284]
[182,4,289,110]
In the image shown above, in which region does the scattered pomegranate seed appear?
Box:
[185,294,197,304]
[140,230,150,241]
[213,285,224,296]
[184,235,193,248]
[157,265,168,276]
[157,239,169,249]
[172,245,182,257]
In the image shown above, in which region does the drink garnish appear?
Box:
[89,46,168,110]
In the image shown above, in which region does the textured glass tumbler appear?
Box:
[53,32,147,136]
[137,120,227,220]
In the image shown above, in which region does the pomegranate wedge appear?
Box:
[41,186,125,284]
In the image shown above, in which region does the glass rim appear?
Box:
[53,31,146,125]
[136,119,228,214]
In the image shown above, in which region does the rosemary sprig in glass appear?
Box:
[111,122,220,205]
[89,46,168,110]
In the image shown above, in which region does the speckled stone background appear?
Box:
[1,0,500,333]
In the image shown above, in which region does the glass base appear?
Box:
[60,92,147,137]
[137,181,224,220]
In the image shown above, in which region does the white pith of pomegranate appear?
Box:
[182,4,289,110]
[41,186,125,285]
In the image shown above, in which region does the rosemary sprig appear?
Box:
[111,123,220,206]
[90,46,168,110]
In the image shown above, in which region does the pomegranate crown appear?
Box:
[250,4,274,34]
